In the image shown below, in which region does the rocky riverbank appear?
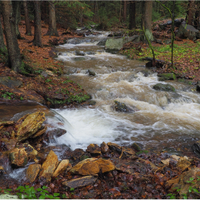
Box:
[0,110,200,199]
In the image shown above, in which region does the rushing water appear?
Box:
[49,30,200,153]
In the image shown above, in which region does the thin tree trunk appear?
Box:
[33,1,42,47]
[2,0,21,72]
[187,0,195,25]
[129,1,136,29]
[23,0,32,35]
[123,0,127,22]
[0,18,6,52]
[12,1,21,39]
[144,1,153,41]
[46,1,58,36]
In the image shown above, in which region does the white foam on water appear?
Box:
[52,108,134,150]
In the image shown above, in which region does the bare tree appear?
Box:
[46,1,58,36]
[129,1,136,29]
[23,0,32,35]
[2,0,21,72]
[12,1,21,39]
[123,0,127,22]
[0,17,6,52]
[33,1,42,47]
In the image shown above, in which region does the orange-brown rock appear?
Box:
[15,111,46,142]
[86,144,101,155]
[39,150,58,182]
[9,147,28,167]
[70,158,115,175]
[26,164,41,183]
[52,159,69,178]
[31,126,47,138]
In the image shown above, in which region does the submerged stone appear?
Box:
[113,101,136,113]
[153,83,176,92]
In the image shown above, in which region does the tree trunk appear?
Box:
[144,1,153,41]
[23,0,32,35]
[2,0,21,72]
[123,0,127,22]
[46,2,58,36]
[12,1,21,39]
[33,1,42,47]
[0,18,6,52]
[187,0,195,25]
[129,1,136,29]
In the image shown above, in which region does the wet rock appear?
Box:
[32,126,47,138]
[192,140,200,156]
[87,69,96,76]
[9,147,28,167]
[70,158,115,175]
[0,138,16,151]
[105,36,139,52]
[101,142,109,154]
[113,101,135,113]
[0,76,22,89]
[70,148,85,161]
[107,142,122,153]
[26,164,41,183]
[0,121,15,126]
[176,22,199,41]
[62,176,97,189]
[131,143,142,152]
[15,111,46,142]
[152,83,176,92]
[63,66,77,75]
[196,84,200,93]
[45,128,66,143]
[39,150,59,182]
[87,144,101,155]
[52,159,69,178]
[75,51,85,56]
[97,38,107,46]
[158,73,176,81]
[73,57,86,62]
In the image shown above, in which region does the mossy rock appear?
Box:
[158,73,176,81]
[153,83,175,92]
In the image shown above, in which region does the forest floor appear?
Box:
[121,19,200,83]
[0,20,91,108]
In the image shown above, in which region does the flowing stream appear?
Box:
[50,30,200,154]
[1,30,200,156]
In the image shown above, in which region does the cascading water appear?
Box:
[53,30,200,152]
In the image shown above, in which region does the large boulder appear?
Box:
[0,76,22,89]
[15,111,46,142]
[70,158,115,175]
[153,83,176,92]
[105,35,139,52]
[158,73,176,81]
[39,150,59,182]
[176,22,199,40]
